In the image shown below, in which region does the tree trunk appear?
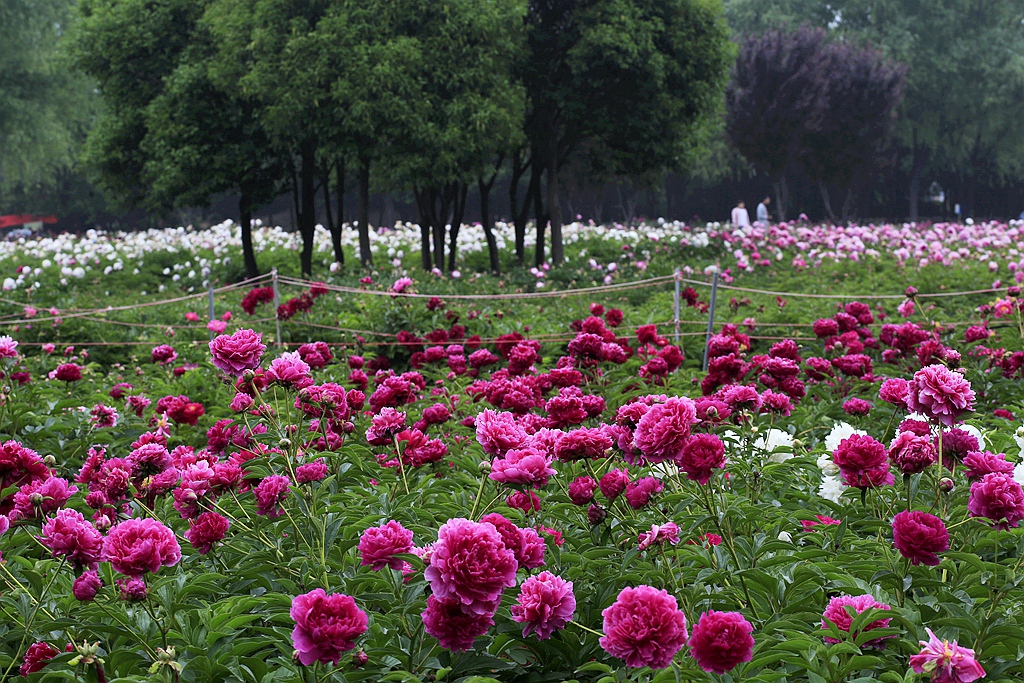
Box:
[447,182,467,272]
[819,182,836,223]
[547,122,564,264]
[533,165,547,267]
[414,188,432,270]
[479,176,500,275]
[772,177,789,222]
[510,152,529,266]
[298,140,317,277]
[840,187,854,222]
[432,186,449,271]
[335,158,345,265]
[357,156,372,266]
[322,164,343,265]
[239,191,259,278]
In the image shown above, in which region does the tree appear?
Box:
[726,0,1024,220]
[142,59,287,278]
[373,0,526,273]
[796,41,905,221]
[725,26,829,221]
[520,0,733,264]
[0,0,93,193]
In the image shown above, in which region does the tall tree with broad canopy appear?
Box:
[519,0,732,265]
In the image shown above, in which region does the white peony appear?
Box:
[818,475,845,504]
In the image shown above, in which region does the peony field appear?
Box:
[3,217,1024,683]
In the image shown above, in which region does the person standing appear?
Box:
[731,201,750,227]
[756,196,771,223]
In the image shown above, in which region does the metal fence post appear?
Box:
[701,271,719,372]
[207,282,216,341]
[272,268,283,348]
[673,270,681,345]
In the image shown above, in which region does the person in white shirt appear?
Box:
[731,201,750,227]
[756,196,771,223]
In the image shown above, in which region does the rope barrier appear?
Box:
[674,276,1001,302]
[276,274,677,300]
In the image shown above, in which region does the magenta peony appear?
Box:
[878,378,909,407]
[909,628,985,683]
[103,517,181,577]
[888,432,937,475]
[962,451,1014,480]
[73,569,102,601]
[625,477,664,509]
[637,521,680,551]
[675,433,725,485]
[40,508,104,567]
[489,447,556,488]
[359,520,414,571]
[832,434,893,488]
[20,641,58,676]
[209,329,266,376]
[511,571,576,639]
[421,595,494,652]
[290,589,368,665]
[475,409,527,456]
[424,518,518,615]
[599,468,630,499]
[600,585,689,669]
[892,510,949,566]
[905,365,976,427]
[633,397,698,463]
[266,351,313,389]
[821,594,892,647]
[185,512,230,554]
[253,474,291,517]
[968,472,1024,529]
[688,611,755,674]
[568,476,597,505]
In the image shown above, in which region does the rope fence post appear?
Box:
[207,282,215,341]
[271,268,283,348]
[702,271,719,372]
[673,270,681,345]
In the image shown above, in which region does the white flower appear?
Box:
[329,262,340,273]
[1014,424,1024,455]
[825,422,865,453]
[754,429,794,463]
[816,452,840,476]
[959,423,985,450]
[777,531,793,543]
[818,474,845,504]
[1015,461,1024,486]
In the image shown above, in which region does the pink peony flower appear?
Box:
[633,397,698,463]
[359,520,414,571]
[151,344,177,364]
[637,521,680,551]
[511,571,576,639]
[424,518,518,615]
[962,451,1014,480]
[184,512,230,554]
[832,434,893,488]
[688,611,755,674]
[296,460,328,483]
[905,365,976,427]
[888,432,937,475]
[821,594,892,647]
[600,585,689,669]
[842,398,872,416]
[73,569,102,601]
[0,336,18,358]
[892,511,948,568]
[599,468,630,499]
[40,508,104,567]
[878,378,909,407]
[253,475,291,517]
[421,595,494,652]
[103,517,181,577]
[209,329,266,376]
[909,628,985,683]
[266,351,312,389]
[675,433,725,485]
[11,476,77,520]
[207,319,228,334]
[568,475,596,505]
[290,589,368,665]
[54,363,83,382]
[475,409,528,456]
[968,472,1024,529]
[624,476,663,509]
[489,447,556,488]
[20,641,58,676]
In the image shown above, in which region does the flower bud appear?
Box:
[939,477,955,493]
[588,504,606,525]
[352,650,369,668]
